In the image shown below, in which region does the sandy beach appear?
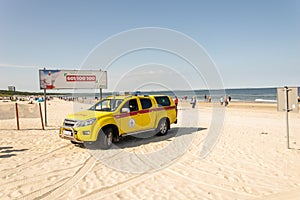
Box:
[0,99,300,200]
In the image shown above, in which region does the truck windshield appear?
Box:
[89,99,123,112]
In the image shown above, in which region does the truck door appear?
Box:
[139,97,156,130]
[119,98,142,134]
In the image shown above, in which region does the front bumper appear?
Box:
[59,126,83,144]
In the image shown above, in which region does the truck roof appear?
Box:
[106,94,169,100]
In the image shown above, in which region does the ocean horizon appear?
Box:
[66,87,300,103]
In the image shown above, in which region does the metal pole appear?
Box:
[44,88,47,127]
[43,67,47,127]
[285,86,290,149]
[100,88,103,100]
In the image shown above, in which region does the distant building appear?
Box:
[8,86,16,92]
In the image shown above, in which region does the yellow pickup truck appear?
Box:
[59,94,177,149]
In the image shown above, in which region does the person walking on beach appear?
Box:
[208,96,212,102]
[220,97,224,106]
[224,96,229,106]
[174,96,178,108]
[191,96,196,108]
[204,94,207,102]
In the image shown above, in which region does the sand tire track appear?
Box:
[36,155,96,200]
[17,177,70,200]
[0,165,81,190]
[78,173,152,200]
[0,144,72,178]
[166,168,257,198]
[175,163,279,193]
[17,156,95,200]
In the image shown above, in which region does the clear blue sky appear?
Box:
[0,0,299,92]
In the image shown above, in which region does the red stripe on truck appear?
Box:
[113,106,176,119]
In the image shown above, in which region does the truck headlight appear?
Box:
[74,118,96,127]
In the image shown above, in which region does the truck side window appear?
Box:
[122,99,139,112]
[129,99,139,112]
[154,96,171,107]
[140,98,152,109]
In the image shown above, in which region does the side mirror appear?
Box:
[121,108,130,113]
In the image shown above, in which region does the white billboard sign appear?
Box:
[39,69,107,89]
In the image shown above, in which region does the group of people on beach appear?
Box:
[174,96,197,108]
[174,94,232,109]
[0,95,51,103]
[204,94,212,102]
[220,96,231,106]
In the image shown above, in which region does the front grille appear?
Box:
[64,119,77,127]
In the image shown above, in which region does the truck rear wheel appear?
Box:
[156,118,169,136]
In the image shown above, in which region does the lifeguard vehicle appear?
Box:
[59,94,177,149]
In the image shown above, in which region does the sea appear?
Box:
[68,87,300,103]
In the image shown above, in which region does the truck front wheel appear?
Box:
[97,127,114,149]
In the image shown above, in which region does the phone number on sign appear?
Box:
[66,75,96,82]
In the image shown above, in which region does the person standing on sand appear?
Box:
[204,94,207,102]
[191,96,196,108]
[224,97,229,106]
[174,96,178,108]
[220,97,224,106]
[208,96,212,102]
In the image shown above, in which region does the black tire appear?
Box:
[96,127,114,149]
[70,141,80,145]
[71,141,85,148]
[156,118,169,136]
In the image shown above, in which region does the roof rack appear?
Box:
[133,91,149,97]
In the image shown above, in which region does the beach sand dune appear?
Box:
[0,99,300,199]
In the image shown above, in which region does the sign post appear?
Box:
[43,67,48,126]
[44,88,47,126]
[277,86,299,149]
[284,86,290,149]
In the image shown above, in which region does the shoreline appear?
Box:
[3,86,298,104]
